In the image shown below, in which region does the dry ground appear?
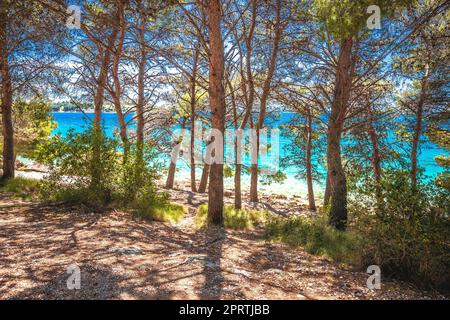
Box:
[0,191,446,300]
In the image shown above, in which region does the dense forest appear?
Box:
[0,0,449,301]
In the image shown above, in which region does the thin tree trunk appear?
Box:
[233,0,256,208]
[0,5,14,181]
[250,0,282,203]
[324,173,331,206]
[189,46,199,193]
[327,37,353,231]
[367,105,383,205]
[135,12,147,186]
[165,119,186,189]
[249,162,259,202]
[306,111,316,211]
[111,0,129,158]
[206,0,225,226]
[91,26,118,189]
[234,163,242,209]
[411,65,429,190]
[198,164,210,193]
[368,118,382,184]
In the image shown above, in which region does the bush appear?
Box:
[0,177,40,199]
[36,126,178,223]
[265,213,361,265]
[349,170,450,291]
[37,127,119,208]
[131,183,185,223]
[195,204,268,229]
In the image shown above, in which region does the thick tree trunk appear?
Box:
[206,0,225,226]
[198,164,210,193]
[0,9,14,181]
[306,112,316,211]
[327,37,353,231]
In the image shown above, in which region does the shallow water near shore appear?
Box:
[48,112,446,195]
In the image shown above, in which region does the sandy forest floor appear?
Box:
[0,184,447,300]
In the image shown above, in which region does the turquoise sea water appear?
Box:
[50,112,446,194]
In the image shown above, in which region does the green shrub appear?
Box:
[0,177,40,199]
[195,204,268,229]
[37,127,119,208]
[131,183,185,223]
[265,213,361,265]
[349,170,450,291]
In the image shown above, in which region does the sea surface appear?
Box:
[49,112,446,196]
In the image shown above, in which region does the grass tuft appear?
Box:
[134,201,186,223]
[195,204,268,230]
[0,177,40,199]
[265,214,362,265]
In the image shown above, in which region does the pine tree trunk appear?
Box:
[306,112,316,211]
[111,0,128,160]
[234,163,242,209]
[189,46,199,193]
[136,16,146,178]
[367,106,382,204]
[165,161,176,189]
[91,28,117,189]
[327,37,353,231]
[411,65,429,190]
[324,173,331,206]
[206,0,225,226]
[250,0,282,203]
[198,164,210,193]
[250,163,259,202]
[0,9,14,181]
